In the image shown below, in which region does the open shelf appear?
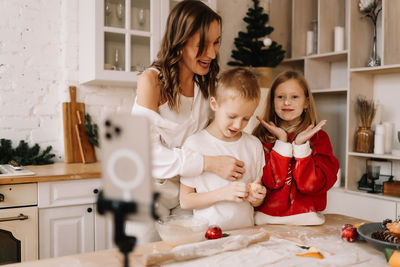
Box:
[350,64,400,74]
[348,152,400,161]
[283,57,306,63]
[306,50,348,61]
[312,87,347,94]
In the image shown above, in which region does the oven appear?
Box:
[0,183,38,265]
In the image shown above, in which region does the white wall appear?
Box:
[217,0,270,71]
[0,0,272,161]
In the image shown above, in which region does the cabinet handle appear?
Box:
[0,213,28,222]
[93,189,99,194]
[0,193,4,202]
[87,207,93,213]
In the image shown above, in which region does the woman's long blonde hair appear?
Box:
[151,0,221,112]
[253,71,318,144]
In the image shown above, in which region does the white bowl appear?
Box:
[155,215,208,246]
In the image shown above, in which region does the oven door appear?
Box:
[0,206,38,264]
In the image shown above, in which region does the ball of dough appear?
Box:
[248,182,266,194]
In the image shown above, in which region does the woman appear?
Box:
[130,0,246,241]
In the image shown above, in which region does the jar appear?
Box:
[355,127,374,153]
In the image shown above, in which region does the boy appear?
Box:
[179,67,267,230]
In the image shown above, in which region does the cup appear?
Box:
[367,164,380,181]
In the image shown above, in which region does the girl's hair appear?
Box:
[213,67,260,102]
[253,70,318,144]
[151,0,222,112]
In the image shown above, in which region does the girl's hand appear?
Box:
[247,180,267,207]
[294,120,327,145]
[219,181,248,202]
[256,116,287,142]
[204,155,245,181]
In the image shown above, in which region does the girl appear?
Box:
[253,71,339,225]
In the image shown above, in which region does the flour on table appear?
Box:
[163,236,387,266]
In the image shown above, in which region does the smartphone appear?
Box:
[100,114,153,217]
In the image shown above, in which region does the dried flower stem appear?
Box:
[356,96,376,128]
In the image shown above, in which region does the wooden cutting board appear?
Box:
[62,86,96,163]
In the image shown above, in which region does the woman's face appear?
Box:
[180,20,221,76]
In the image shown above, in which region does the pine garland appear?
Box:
[228,0,285,67]
[0,139,55,165]
[84,113,99,148]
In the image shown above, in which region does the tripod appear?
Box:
[97,191,159,267]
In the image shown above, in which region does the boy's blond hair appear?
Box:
[211,67,260,102]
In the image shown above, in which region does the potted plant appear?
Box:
[228,0,285,88]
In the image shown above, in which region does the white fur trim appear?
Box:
[293,141,312,158]
[272,140,293,157]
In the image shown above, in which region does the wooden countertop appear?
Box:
[0,162,101,184]
[5,214,388,266]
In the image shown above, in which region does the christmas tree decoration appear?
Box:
[228,0,285,68]
[263,37,272,47]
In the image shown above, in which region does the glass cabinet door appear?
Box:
[79,0,160,86]
[104,0,125,28]
[104,32,125,71]
[131,0,150,31]
[103,0,151,73]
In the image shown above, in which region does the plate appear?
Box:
[357,222,400,251]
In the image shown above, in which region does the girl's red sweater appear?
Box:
[257,130,339,216]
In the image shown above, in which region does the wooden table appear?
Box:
[6,214,388,266]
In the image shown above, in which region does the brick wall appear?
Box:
[0,0,134,161]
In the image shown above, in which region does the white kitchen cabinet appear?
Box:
[94,208,114,251]
[79,0,161,87]
[79,0,216,87]
[38,179,114,259]
[326,188,397,221]
[39,204,94,258]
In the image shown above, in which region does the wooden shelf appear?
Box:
[283,57,305,63]
[306,50,348,62]
[348,152,400,161]
[312,87,347,94]
[350,64,400,74]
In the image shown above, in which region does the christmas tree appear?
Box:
[228,0,285,67]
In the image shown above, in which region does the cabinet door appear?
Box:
[326,190,396,221]
[79,0,161,87]
[39,204,94,259]
[94,207,114,251]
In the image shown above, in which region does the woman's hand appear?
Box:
[294,120,327,145]
[219,181,248,202]
[256,116,287,142]
[204,155,245,181]
[247,180,267,207]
